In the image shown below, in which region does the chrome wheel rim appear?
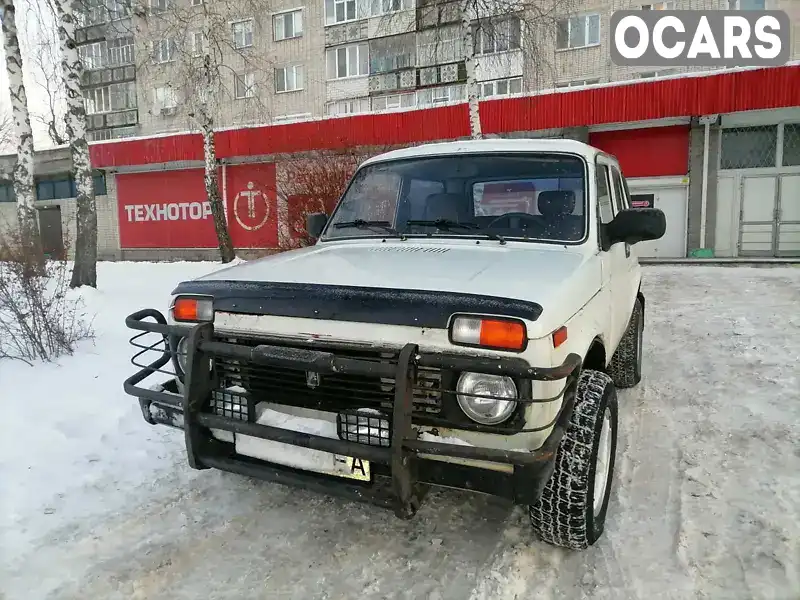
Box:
[593,408,613,518]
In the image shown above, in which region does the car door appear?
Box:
[608,162,640,343]
[595,157,629,353]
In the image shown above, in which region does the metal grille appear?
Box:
[782,123,800,167]
[337,409,391,447]
[213,339,443,416]
[210,388,253,421]
[720,126,777,170]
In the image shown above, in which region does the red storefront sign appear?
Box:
[226,163,277,248]
[117,163,278,249]
[117,168,219,249]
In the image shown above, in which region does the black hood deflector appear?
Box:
[171,280,543,329]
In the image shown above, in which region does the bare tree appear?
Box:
[133,0,281,263]
[50,0,98,288]
[0,111,16,153]
[20,0,68,146]
[410,0,576,139]
[1,0,45,269]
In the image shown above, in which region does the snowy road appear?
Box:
[1,263,799,600]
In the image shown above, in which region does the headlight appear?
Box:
[456,372,518,425]
[175,336,189,374]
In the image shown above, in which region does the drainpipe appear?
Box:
[698,114,718,250]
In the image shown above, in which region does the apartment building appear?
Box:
[74,0,799,142]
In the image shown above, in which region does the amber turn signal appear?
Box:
[171,296,214,322]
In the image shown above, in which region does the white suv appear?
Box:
[125,139,666,550]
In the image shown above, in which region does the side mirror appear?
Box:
[603,208,666,250]
[306,212,328,239]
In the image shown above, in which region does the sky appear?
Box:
[0,0,63,153]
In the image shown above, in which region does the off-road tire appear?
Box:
[608,298,643,389]
[529,369,618,550]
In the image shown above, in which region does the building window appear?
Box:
[641,1,674,9]
[0,183,15,203]
[189,31,205,56]
[153,86,177,109]
[325,0,357,25]
[232,19,254,49]
[370,0,409,16]
[637,69,677,78]
[84,86,110,113]
[728,0,766,9]
[79,42,105,70]
[81,37,135,69]
[273,9,303,41]
[474,17,522,55]
[417,25,461,66]
[191,0,203,5]
[556,14,600,50]
[479,77,522,98]
[234,72,255,98]
[151,38,175,64]
[34,173,107,201]
[326,97,371,116]
[326,43,369,79]
[149,0,170,14]
[417,83,465,107]
[720,126,777,169]
[369,33,415,74]
[555,78,600,88]
[275,65,304,92]
[107,36,134,66]
[782,123,800,167]
[371,92,415,111]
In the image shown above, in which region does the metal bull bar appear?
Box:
[124,309,583,518]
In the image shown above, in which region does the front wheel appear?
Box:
[529,369,618,550]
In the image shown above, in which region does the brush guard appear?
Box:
[124,309,583,518]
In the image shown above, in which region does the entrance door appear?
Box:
[37,206,64,259]
[777,175,800,257]
[630,187,687,258]
[738,175,778,256]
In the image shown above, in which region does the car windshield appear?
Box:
[322,152,588,243]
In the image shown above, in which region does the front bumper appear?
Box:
[124,309,582,518]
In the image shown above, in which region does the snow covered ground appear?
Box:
[1,262,799,600]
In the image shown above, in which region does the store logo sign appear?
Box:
[610,10,790,67]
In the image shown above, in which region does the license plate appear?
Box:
[333,455,371,481]
[235,434,371,482]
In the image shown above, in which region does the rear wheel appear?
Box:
[529,369,618,550]
[608,298,643,389]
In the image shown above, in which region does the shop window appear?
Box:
[782,123,800,167]
[35,173,108,200]
[720,125,777,170]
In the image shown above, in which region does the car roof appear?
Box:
[359,138,614,168]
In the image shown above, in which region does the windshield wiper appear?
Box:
[405,219,505,244]
[332,219,399,235]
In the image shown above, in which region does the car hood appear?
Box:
[188,240,599,332]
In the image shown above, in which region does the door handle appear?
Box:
[625,243,630,258]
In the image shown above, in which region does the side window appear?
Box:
[610,167,628,212]
[595,163,614,224]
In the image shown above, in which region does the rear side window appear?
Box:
[610,167,629,212]
[595,164,614,224]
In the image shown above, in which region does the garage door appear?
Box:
[629,187,687,258]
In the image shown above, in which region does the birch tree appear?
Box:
[1,0,44,267]
[136,0,277,263]
[414,0,577,139]
[51,0,98,288]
